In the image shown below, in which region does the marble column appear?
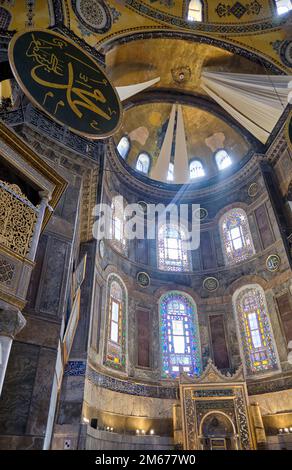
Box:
[0,308,26,395]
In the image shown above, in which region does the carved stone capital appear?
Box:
[0,309,26,338]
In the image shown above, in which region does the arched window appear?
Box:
[189,160,205,179]
[136,152,150,174]
[215,149,232,170]
[160,291,202,378]
[275,0,292,14]
[110,197,127,254]
[158,223,191,272]
[167,162,174,182]
[233,285,279,376]
[104,274,127,371]
[187,0,203,22]
[220,208,255,265]
[0,8,11,30]
[117,136,130,159]
[111,200,123,242]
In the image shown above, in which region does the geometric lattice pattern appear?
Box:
[216,1,262,19]
[0,258,15,286]
[0,181,37,257]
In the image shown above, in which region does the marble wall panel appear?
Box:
[0,341,39,435]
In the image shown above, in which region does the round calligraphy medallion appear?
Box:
[136,271,150,288]
[248,183,259,198]
[9,29,122,139]
[203,277,219,292]
[266,254,281,272]
[194,207,208,221]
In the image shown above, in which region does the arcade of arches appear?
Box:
[0,0,292,451]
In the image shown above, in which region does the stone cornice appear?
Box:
[107,139,263,201]
[0,308,26,338]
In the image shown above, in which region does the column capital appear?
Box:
[38,190,52,202]
[0,309,26,338]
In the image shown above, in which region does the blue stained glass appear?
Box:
[160,291,202,379]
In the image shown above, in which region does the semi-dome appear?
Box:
[114,101,252,185]
[0,0,291,455]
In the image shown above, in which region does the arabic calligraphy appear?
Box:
[9,29,121,138]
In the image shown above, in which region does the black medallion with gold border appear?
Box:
[9,29,122,139]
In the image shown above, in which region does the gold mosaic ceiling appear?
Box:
[106,38,266,95]
[110,38,259,183]
[114,102,251,182]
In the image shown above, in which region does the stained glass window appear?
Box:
[136,153,150,174]
[220,208,255,265]
[215,149,232,170]
[117,136,130,159]
[275,0,292,15]
[158,224,191,272]
[104,275,127,372]
[160,291,202,378]
[167,162,174,182]
[189,160,205,179]
[187,0,203,21]
[110,198,127,253]
[233,285,279,376]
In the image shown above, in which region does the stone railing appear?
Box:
[0,180,38,258]
[0,104,102,159]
